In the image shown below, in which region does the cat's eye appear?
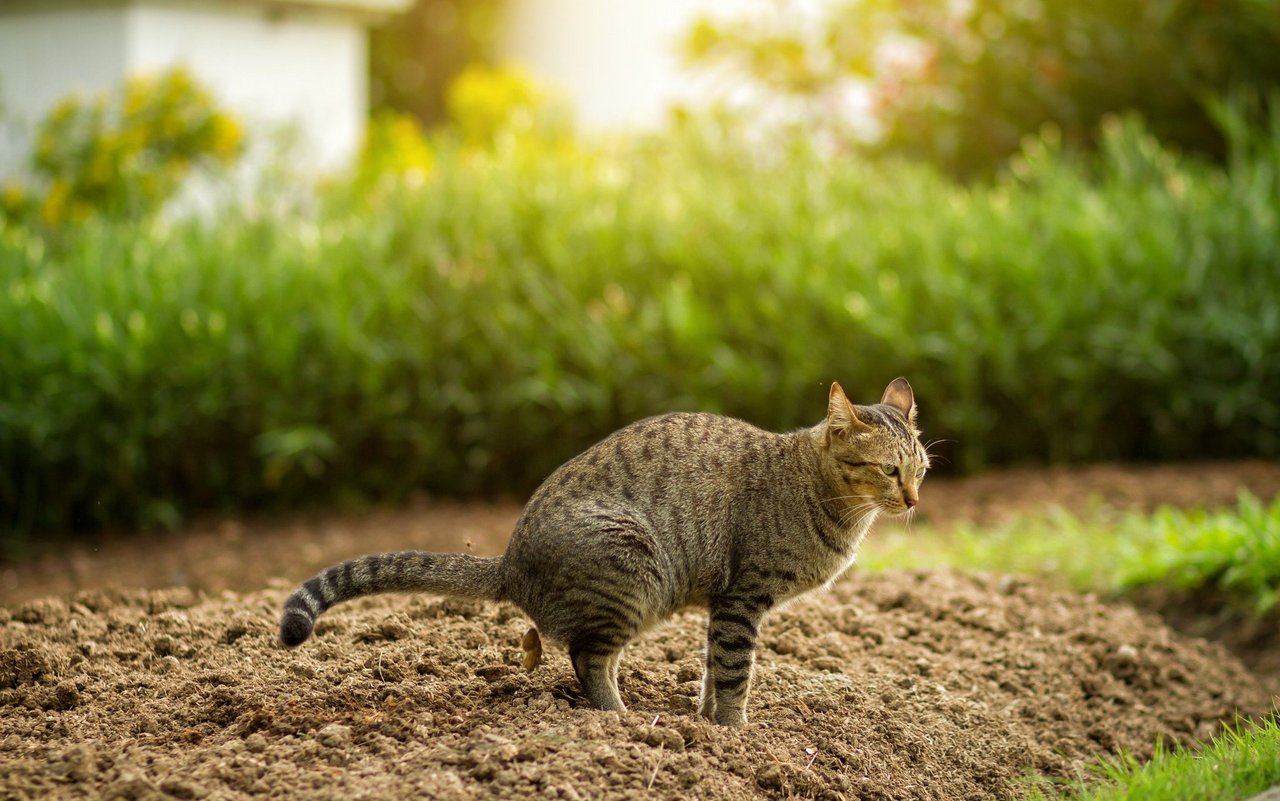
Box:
[916,468,927,479]
[880,464,897,476]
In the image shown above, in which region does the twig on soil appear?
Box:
[645,715,665,790]
[763,744,785,765]
[646,742,665,790]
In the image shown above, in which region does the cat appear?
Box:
[279,378,928,726]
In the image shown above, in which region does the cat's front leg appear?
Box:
[701,595,769,726]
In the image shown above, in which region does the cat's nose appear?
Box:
[903,495,917,508]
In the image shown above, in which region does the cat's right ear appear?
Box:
[827,382,871,440]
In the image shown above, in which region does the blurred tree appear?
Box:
[683,0,1280,177]
[370,0,508,126]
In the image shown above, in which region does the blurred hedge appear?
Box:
[2,109,1279,546]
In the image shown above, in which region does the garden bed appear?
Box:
[1,571,1269,800]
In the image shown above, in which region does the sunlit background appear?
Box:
[1,0,1278,535]
[3,3,1280,794]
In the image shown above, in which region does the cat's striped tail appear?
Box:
[279,551,506,647]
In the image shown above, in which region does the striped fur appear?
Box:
[279,379,928,726]
[279,551,502,646]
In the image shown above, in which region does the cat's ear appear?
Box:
[880,377,916,423]
[828,382,871,438]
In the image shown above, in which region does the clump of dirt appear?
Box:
[0,571,1269,800]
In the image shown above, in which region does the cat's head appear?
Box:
[820,378,929,517]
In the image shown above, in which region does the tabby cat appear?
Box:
[280,379,928,726]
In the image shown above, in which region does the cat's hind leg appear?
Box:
[570,642,626,712]
[566,594,645,711]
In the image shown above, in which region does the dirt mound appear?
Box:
[1,571,1269,801]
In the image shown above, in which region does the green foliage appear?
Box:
[1,68,243,228]
[3,102,1280,545]
[443,63,574,150]
[683,0,1280,177]
[369,0,507,126]
[867,494,1280,614]
[1117,494,1280,614]
[1022,714,1280,801]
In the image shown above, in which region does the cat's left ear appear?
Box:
[828,381,871,439]
[880,377,916,423]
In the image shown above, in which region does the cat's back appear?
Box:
[570,410,767,481]
[518,411,772,524]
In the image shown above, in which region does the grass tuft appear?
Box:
[867,493,1280,614]
[1021,713,1280,801]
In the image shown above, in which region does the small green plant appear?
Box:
[1022,714,1280,800]
[867,494,1280,614]
[1118,494,1280,614]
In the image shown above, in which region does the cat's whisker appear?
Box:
[821,493,876,504]
[923,438,953,465]
[836,501,881,527]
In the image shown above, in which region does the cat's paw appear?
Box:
[714,708,747,727]
[697,696,716,721]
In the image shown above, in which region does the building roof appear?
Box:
[0,0,413,18]
[231,0,414,13]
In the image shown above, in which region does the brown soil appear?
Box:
[1,460,1278,800]
[1,572,1270,801]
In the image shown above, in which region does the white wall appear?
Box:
[498,0,757,132]
[0,1,371,176]
[126,3,367,170]
[0,6,128,170]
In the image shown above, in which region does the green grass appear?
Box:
[867,498,1280,800]
[1022,714,1280,801]
[865,493,1280,614]
[3,110,1280,543]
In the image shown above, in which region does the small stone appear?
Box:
[475,664,510,682]
[105,772,160,801]
[668,693,695,713]
[316,724,352,748]
[0,646,49,688]
[48,743,95,782]
[493,768,519,785]
[158,778,207,799]
[756,765,784,790]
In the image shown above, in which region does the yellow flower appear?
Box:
[208,114,243,160]
[447,64,545,146]
[88,143,116,186]
[359,112,434,182]
[122,75,154,119]
[40,180,70,226]
[2,181,27,212]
